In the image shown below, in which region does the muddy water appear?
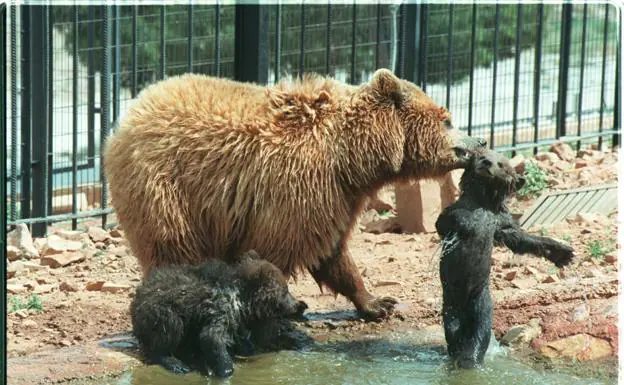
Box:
[99,329,615,385]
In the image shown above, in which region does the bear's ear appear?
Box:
[370,68,403,108]
[514,175,526,192]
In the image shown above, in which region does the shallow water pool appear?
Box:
[101,330,616,385]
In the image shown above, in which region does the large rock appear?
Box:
[501,318,542,346]
[88,226,112,243]
[7,224,39,260]
[549,141,576,162]
[40,235,83,257]
[40,252,85,268]
[538,333,612,361]
[534,152,560,164]
[395,170,461,234]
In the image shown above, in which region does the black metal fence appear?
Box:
[4,3,622,236]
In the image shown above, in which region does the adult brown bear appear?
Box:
[104,68,486,320]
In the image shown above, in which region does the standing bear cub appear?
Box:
[105,68,487,321]
[436,149,575,369]
[130,250,308,378]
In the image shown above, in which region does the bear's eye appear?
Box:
[443,119,452,130]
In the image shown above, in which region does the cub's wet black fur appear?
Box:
[130,250,308,378]
[436,149,575,369]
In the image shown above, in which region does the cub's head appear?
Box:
[460,149,526,202]
[366,68,487,177]
[235,250,308,320]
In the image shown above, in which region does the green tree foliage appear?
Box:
[51,4,553,90]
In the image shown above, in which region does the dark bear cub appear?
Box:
[130,250,308,378]
[435,149,575,369]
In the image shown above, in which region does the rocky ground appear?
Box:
[6,143,620,383]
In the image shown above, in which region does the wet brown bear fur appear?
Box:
[104,68,486,320]
[130,250,309,378]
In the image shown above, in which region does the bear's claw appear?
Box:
[358,296,398,321]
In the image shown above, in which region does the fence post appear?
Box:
[1,3,8,378]
[30,5,50,237]
[234,4,269,84]
[100,5,112,228]
[556,4,573,139]
[400,3,418,83]
[614,9,621,148]
[20,6,31,221]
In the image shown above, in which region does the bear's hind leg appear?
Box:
[198,324,235,377]
[455,288,493,369]
[309,244,397,321]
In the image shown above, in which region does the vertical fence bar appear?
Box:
[576,4,587,150]
[187,4,193,73]
[397,4,406,79]
[614,9,621,148]
[234,4,269,84]
[131,5,137,97]
[112,5,120,122]
[299,3,305,76]
[0,3,7,373]
[402,4,417,83]
[30,5,49,237]
[350,2,357,83]
[46,6,53,218]
[86,6,95,166]
[72,5,79,230]
[420,4,428,92]
[598,4,610,150]
[325,2,332,75]
[101,5,111,228]
[20,5,30,221]
[375,2,380,70]
[215,1,221,76]
[556,4,572,139]
[275,3,281,82]
[489,4,500,149]
[159,5,166,80]
[446,4,453,108]
[10,5,17,223]
[533,4,544,155]
[467,4,476,136]
[511,4,522,156]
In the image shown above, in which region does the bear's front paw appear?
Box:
[546,243,575,268]
[358,296,398,321]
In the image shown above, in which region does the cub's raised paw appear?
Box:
[546,243,575,268]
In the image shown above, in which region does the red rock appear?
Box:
[549,141,575,161]
[542,275,559,284]
[85,281,105,291]
[524,266,540,276]
[100,282,131,293]
[59,282,79,293]
[504,271,517,281]
[604,254,617,264]
[535,152,560,164]
[40,252,85,268]
[575,160,589,169]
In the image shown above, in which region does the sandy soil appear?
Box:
[6,146,620,372]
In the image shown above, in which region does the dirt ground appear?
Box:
[6,145,620,377]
